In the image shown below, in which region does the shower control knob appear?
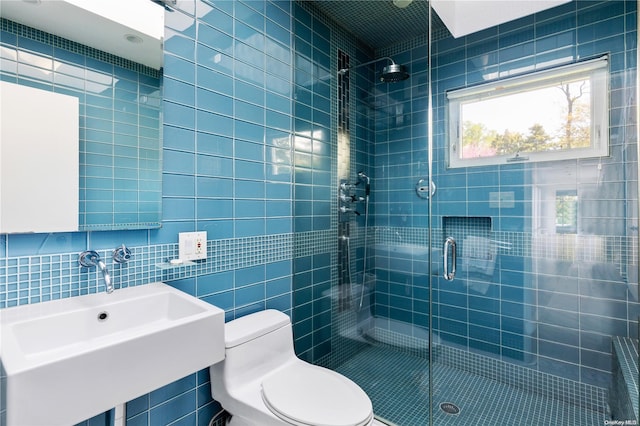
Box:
[340,183,356,192]
[112,244,132,264]
[416,179,436,199]
[339,206,361,216]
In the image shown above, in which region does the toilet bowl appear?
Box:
[210,309,374,426]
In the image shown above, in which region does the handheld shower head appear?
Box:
[357,171,370,196]
[357,171,369,184]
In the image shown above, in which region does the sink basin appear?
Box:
[0,282,225,426]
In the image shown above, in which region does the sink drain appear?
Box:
[440,402,460,415]
[97,311,109,322]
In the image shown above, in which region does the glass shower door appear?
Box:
[428,1,639,425]
[332,45,433,424]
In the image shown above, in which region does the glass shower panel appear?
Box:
[300,2,637,425]
[331,45,432,425]
[429,1,639,425]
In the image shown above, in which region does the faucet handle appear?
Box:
[112,244,132,264]
[79,250,100,267]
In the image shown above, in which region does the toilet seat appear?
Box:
[261,362,373,426]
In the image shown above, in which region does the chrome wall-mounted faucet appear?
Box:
[112,244,132,264]
[79,250,113,294]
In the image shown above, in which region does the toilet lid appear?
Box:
[261,362,373,426]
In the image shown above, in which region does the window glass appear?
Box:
[555,190,578,234]
[447,57,609,168]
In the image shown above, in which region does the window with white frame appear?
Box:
[447,56,609,168]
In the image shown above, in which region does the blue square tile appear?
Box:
[201,291,234,312]
[149,390,196,425]
[236,21,265,51]
[197,199,232,219]
[235,120,265,144]
[234,218,265,237]
[163,54,196,84]
[235,200,265,218]
[196,110,233,136]
[200,22,233,53]
[150,375,196,406]
[195,67,230,96]
[235,159,265,180]
[164,101,196,130]
[196,43,233,75]
[197,87,233,115]
[266,19,291,48]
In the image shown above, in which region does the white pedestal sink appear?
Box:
[0,282,225,426]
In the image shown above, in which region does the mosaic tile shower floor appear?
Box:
[335,345,608,426]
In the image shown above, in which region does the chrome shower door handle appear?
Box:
[443,237,456,281]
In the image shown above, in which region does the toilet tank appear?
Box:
[213,310,296,388]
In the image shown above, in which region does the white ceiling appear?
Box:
[1,0,164,70]
[2,0,574,69]
[431,0,572,38]
[310,0,572,49]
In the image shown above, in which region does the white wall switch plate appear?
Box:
[179,231,207,261]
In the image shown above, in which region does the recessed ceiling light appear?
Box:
[393,0,413,8]
[124,34,143,44]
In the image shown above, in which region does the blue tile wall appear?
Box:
[290,1,335,363]
[0,0,340,422]
[0,1,301,425]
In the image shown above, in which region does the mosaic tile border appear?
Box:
[373,226,638,270]
[0,230,336,308]
[294,230,337,258]
[0,233,294,308]
[1,18,160,78]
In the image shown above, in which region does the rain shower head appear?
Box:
[338,57,409,83]
[380,63,409,82]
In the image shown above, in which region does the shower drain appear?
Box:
[440,402,460,415]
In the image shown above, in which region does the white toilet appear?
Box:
[210,309,374,426]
